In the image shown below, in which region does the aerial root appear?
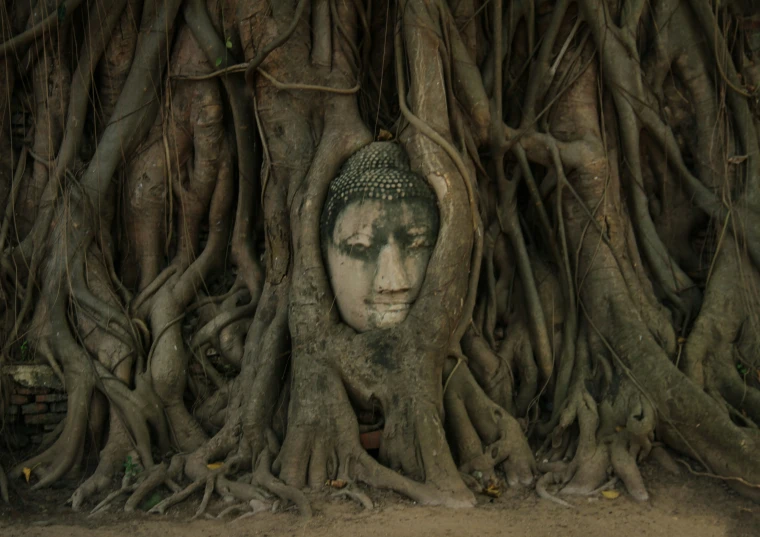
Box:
[191,477,215,520]
[445,360,535,488]
[72,471,116,511]
[215,503,248,518]
[125,462,177,512]
[536,472,574,508]
[149,476,209,514]
[610,436,648,501]
[332,486,374,510]
[590,477,619,495]
[650,445,680,475]
[253,450,312,517]
[215,500,268,519]
[229,500,272,522]
[89,482,138,517]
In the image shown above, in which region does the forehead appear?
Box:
[332,200,436,239]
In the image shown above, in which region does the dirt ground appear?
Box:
[1,460,758,537]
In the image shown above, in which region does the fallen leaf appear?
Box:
[326,479,347,489]
[728,154,748,165]
[23,467,32,484]
[484,484,501,498]
[377,129,393,141]
[206,462,223,470]
[602,490,620,499]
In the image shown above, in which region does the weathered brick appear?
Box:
[6,405,19,414]
[10,394,30,405]
[43,423,59,431]
[25,413,62,425]
[36,393,67,403]
[14,386,47,395]
[50,402,67,412]
[21,402,48,414]
[30,434,43,444]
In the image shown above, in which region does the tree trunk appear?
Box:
[1,0,760,515]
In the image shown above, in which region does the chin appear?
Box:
[369,307,410,330]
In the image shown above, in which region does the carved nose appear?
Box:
[375,238,410,293]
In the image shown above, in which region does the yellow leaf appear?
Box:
[23,467,31,484]
[484,484,501,498]
[206,462,223,470]
[602,490,620,499]
[377,129,393,141]
[326,479,347,489]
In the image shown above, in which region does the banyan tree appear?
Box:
[1,0,760,515]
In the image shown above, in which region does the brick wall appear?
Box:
[2,366,68,449]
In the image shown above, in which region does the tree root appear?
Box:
[89,482,138,517]
[332,486,374,510]
[536,472,573,508]
[229,500,272,522]
[0,462,9,504]
[255,450,312,517]
[192,478,214,520]
[125,462,179,512]
[149,477,209,515]
[445,359,535,488]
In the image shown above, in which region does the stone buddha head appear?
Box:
[321,143,440,332]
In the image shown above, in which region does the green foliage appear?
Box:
[140,491,163,511]
[124,455,140,479]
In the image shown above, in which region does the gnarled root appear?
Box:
[444,358,535,489]
[275,361,475,510]
[540,373,654,503]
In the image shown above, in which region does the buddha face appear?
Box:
[325,199,438,332]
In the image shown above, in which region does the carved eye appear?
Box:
[350,243,370,255]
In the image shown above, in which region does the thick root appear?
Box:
[445,359,535,488]
[71,415,135,510]
[540,381,653,502]
[275,364,475,509]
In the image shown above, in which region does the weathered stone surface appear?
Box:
[2,365,63,391]
[50,402,67,413]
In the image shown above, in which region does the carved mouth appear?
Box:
[372,303,410,313]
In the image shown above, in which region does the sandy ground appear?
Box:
[1,461,758,537]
